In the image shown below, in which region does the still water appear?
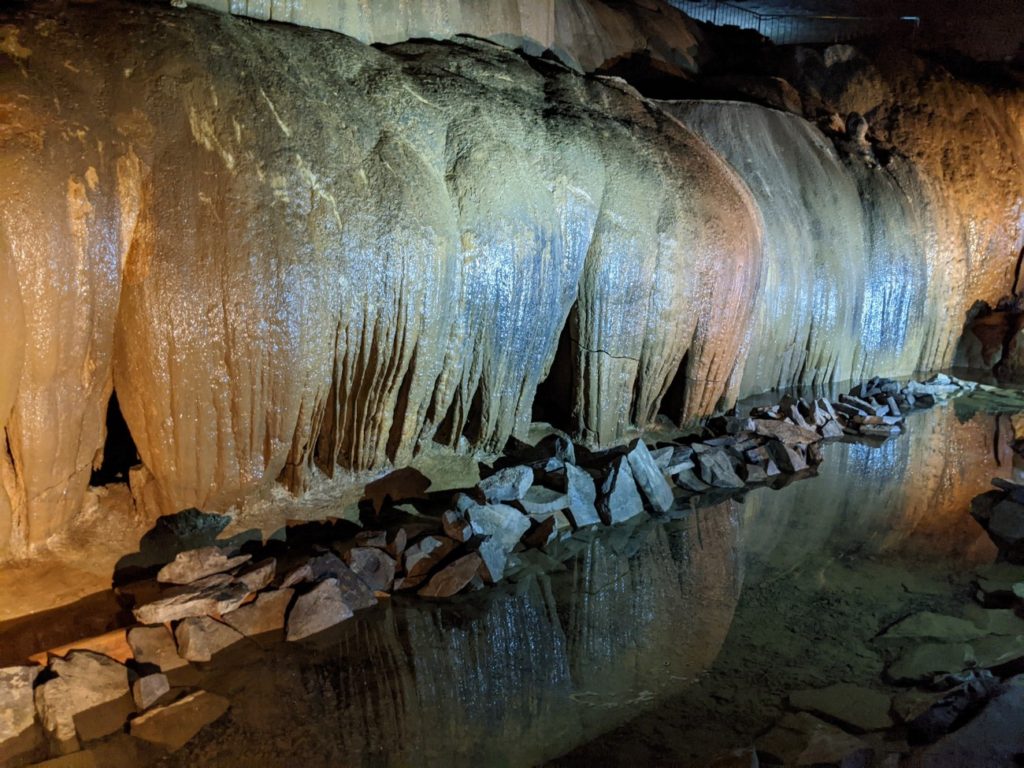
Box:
[157,393,1018,767]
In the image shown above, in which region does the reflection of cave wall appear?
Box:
[155,510,742,766]
[738,404,1005,568]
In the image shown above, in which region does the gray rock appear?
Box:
[965,607,1024,636]
[788,683,893,733]
[565,463,600,527]
[989,499,1024,549]
[131,673,170,710]
[0,666,43,766]
[649,446,674,469]
[695,449,744,489]
[418,552,483,598]
[840,393,886,416]
[129,689,229,751]
[235,558,276,592]
[403,535,457,579]
[465,501,530,550]
[973,634,1024,669]
[132,578,252,625]
[753,419,822,446]
[479,465,533,502]
[221,588,294,637]
[881,612,986,642]
[344,547,396,591]
[816,398,838,419]
[626,440,674,513]
[745,463,768,483]
[597,455,645,524]
[34,651,132,751]
[521,486,569,516]
[477,539,510,582]
[767,440,808,473]
[156,546,251,585]
[904,671,1000,744]
[819,419,845,439]
[127,626,188,672]
[674,468,711,493]
[174,616,245,662]
[286,578,354,641]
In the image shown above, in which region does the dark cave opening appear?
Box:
[90,390,138,486]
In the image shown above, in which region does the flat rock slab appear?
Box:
[757,712,872,767]
[344,547,396,591]
[973,634,1024,669]
[132,579,252,625]
[788,683,893,733]
[222,588,294,637]
[881,611,987,642]
[887,643,973,684]
[156,547,251,585]
[286,579,354,641]
[35,651,132,750]
[174,616,244,662]
[235,558,276,592]
[0,665,43,766]
[129,689,230,751]
[479,465,533,503]
[126,626,188,672]
[753,419,822,446]
[418,552,483,598]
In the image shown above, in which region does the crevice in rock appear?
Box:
[460,381,486,445]
[90,390,138,486]
[532,304,578,433]
[658,350,689,425]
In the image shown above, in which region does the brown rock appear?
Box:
[418,553,483,598]
[132,579,252,625]
[221,588,294,637]
[286,579,354,641]
[235,558,276,592]
[174,617,244,662]
[126,626,188,672]
[156,547,251,585]
[404,535,456,578]
[753,419,822,446]
[129,690,229,751]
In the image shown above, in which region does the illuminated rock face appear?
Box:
[0,6,759,551]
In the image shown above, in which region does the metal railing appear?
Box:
[668,1,918,45]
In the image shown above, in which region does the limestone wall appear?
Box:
[0,4,758,553]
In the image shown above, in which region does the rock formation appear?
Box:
[1,0,1023,556]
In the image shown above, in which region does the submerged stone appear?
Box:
[881,611,987,642]
[887,643,973,684]
[129,690,230,751]
[787,683,893,733]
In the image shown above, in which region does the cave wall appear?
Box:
[1,2,1024,556]
[0,4,758,554]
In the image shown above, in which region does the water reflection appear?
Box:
[163,399,1009,767]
